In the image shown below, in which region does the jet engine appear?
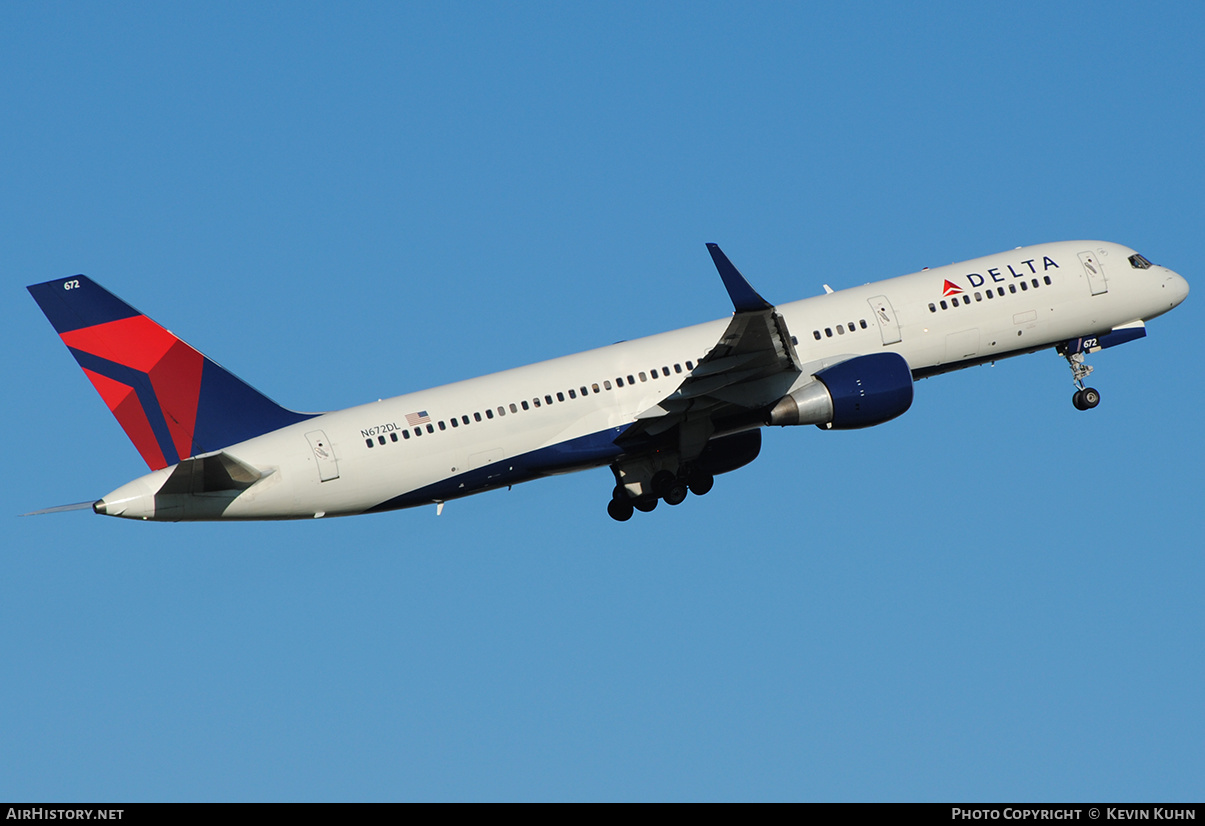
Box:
[768,352,913,430]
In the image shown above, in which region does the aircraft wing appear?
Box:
[619,244,803,452]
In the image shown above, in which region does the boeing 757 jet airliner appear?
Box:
[27,241,1188,522]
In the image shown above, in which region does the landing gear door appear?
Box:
[305,430,340,482]
[867,295,902,345]
[1079,251,1108,295]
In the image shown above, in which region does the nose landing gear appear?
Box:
[1062,348,1100,410]
[1072,386,1100,410]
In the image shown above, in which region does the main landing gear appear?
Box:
[606,467,715,521]
[1063,348,1100,411]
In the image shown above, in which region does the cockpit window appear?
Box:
[1129,253,1153,269]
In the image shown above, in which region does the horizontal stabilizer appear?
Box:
[158,451,264,496]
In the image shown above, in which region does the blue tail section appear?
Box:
[28,275,317,470]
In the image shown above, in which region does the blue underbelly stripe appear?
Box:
[364,424,631,513]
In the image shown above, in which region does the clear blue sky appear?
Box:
[3,1,1202,801]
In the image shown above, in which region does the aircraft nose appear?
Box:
[1167,270,1189,307]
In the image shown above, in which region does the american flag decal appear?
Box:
[405,411,431,426]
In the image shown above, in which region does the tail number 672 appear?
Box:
[63,279,81,290]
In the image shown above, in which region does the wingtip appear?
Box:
[705,244,774,312]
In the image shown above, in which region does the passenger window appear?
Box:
[1031,278,1039,288]
[365,439,373,448]
[451,418,459,428]
[685,361,694,370]
[521,400,530,410]
[605,380,613,389]
[1044,275,1052,285]
[403,430,411,439]
[814,329,823,338]
[438,421,446,431]
[474,412,483,422]
[825,328,833,337]
[485,409,494,419]
[426,424,434,433]
[627,375,635,385]
[975,292,982,302]
[391,432,398,442]
[791,336,798,345]
[462,415,470,425]
[616,377,624,387]
[638,372,647,382]
[847,321,855,331]
[951,297,959,307]
[1020,282,1028,291]
[414,428,422,437]
[580,387,588,396]
[592,384,600,393]
[940,300,948,310]
[545,395,553,405]
[1009,284,1017,294]
[674,364,682,374]
[986,290,993,299]
[497,406,505,417]
[556,392,565,402]
[860,319,868,329]
[650,369,658,379]
[998,287,1005,297]
[661,367,669,376]
[569,389,577,399]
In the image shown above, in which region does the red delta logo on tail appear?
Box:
[27,275,316,471]
[61,315,204,470]
[942,279,964,297]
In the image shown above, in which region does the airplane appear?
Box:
[26,240,1189,523]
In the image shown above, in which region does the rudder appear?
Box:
[28,275,316,470]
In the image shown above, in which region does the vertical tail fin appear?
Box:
[28,275,316,470]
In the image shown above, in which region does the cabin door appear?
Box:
[1078,251,1108,295]
[305,430,340,482]
[867,295,902,345]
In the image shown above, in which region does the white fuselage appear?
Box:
[96,241,1189,520]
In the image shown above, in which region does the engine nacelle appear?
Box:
[768,352,913,430]
[697,430,761,476]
